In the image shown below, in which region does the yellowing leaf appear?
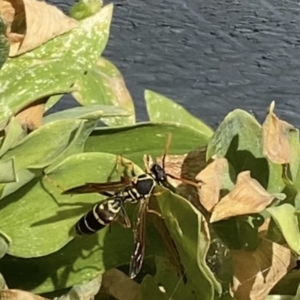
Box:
[210,171,274,223]
[15,100,45,130]
[196,157,229,212]
[155,148,207,208]
[0,0,78,56]
[101,269,139,300]
[262,101,296,165]
[231,239,296,300]
[0,289,49,300]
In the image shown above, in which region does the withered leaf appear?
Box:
[210,171,274,223]
[0,0,78,57]
[196,157,229,212]
[155,148,207,208]
[101,269,139,300]
[231,238,296,300]
[15,99,46,131]
[0,289,49,300]
[262,100,296,165]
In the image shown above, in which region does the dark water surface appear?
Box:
[49,0,300,129]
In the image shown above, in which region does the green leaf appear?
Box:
[266,296,294,300]
[43,119,98,171]
[145,90,213,138]
[268,204,300,254]
[0,120,82,199]
[0,231,10,259]
[0,157,17,183]
[154,189,215,300]
[0,18,9,70]
[288,128,300,182]
[0,117,25,157]
[69,0,103,21]
[207,109,284,193]
[0,60,80,121]
[44,94,63,112]
[0,4,113,120]
[84,122,209,166]
[72,57,135,126]
[57,275,102,300]
[43,104,130,124]
[135,275,168,300]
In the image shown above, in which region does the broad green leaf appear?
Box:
[0,4,113,120]
[57,275,102,300]
[268,204,300,254]
[0,231,10,259]
[135,275,168,300]
[0,120,82,199]
[0,117,25,157]
[0,18,9,70]
[0,157,16,183]
[69,0,103,20]
[0,60,80,121]
[145,90,213,138]
[153,256,198,300]
[72,57,135,126]
[44,119,98,170]
[84,122,209,166]
[265,296,294,300]
[271,270,300,296]
[288,128,300,182]
[44,94,64,112]
[43,104,130,124]
[154,189,215,300]
[206,109,284,193]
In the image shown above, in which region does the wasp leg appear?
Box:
[166,173,200,188]
[117,155,137,178]
[152,189,168,197]
[115,205,132,229]
[147,208,164,219]
[107,155,124,182]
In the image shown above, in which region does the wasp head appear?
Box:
[150,163,167,185]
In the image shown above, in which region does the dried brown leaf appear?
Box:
[101,269,139,300]
[262,100,296,165]
[0,0,78,56]
[210,171,274,223]
[15,98,46,131]
[231,239,296,300]
[156,147,207,209]
[0,289,49,300]
[196,157,229,212]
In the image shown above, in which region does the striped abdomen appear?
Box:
[76,198,123,235]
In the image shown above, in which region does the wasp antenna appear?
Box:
[162,132,173,169]
[143,154,152,173]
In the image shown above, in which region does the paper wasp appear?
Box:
[62,133,198,279]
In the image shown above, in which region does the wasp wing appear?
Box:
[129,197,148,279]
[62,176,132,195]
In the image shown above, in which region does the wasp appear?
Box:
[62,133,198,279]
